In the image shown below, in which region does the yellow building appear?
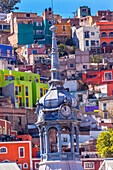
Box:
[99,96,113,120]
[54,23,71,38]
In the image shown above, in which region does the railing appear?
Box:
[41,152,79,161]
[0,52,14,58]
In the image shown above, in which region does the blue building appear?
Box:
[0,44,15,62]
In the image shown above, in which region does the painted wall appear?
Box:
[0,70,48,108]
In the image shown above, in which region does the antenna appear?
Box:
[72,11,76,18]
[51,0,54,25]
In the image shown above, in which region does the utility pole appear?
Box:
[72,12,76,18]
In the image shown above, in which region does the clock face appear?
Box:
[61,105,71,117]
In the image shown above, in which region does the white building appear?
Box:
[72,26,101,54]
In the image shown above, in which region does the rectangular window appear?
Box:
[19,147,24,158]
[25,86,28,96]
[63,138,67,142]
[19,97,22,107]
[0,25,2,30]
[70,64,73,67]
[40,88,43,97]
[5,75,15,81]
[16,97,18,103]
[48,20,52,25]
[86,40,89,46]
[36,22,42,26]
[103,112,108,119]
[84,162,94,169]
[103,103,107,111]
[19,86,21,93]
[35,163,39,169]
[18,117,21,125]
[105,72,112,80]
[36,30,43,35]
[84,32,89,38]
[33,50,38,54]
[83,65,87,69]
[35,78,39,83]
[15,86,18,95]
[26,14,30,17]
[62,25,66,31]
[25,97,29,107]
[78,94,83,102]
[86,74,97,78]
[91,40,95,46]
[91,32,95,36]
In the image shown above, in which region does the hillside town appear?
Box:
[0,1,113,170]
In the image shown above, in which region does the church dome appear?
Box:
[38,85,79,110]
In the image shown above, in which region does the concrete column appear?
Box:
[39,129,43,161]
[58,127,61,159]
[70,123,75,153]
[45,130,49,159]
[76,125,79,153]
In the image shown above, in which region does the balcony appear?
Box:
[0,52,14,59]
[41,152,79,161]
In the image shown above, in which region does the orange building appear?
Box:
[0,139,32,170]
[0,119,17,140]
[54,23,71,38]
[95,21,113,53]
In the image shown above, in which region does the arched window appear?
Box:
[2,160,10,163]
[109,41,113,46]
[0,147,7,153]
[61,127,71,152]
[109,32,113,37]
[0,126,2,134]
[101,42,107,46]
[41,128,45,154]
[101,32,107,37]
[48,127,58,153]
[23,163,28,169]
[3,127,5,134]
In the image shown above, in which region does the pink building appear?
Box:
[19,44,47,64]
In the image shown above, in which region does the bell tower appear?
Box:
[36,23,83,170]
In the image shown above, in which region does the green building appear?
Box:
[0,70,48,108]
[78,6,91,18]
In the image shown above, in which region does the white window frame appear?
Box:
[104,72,112,81]
[36,22,42,26]
[84,162,94,169]
[0,147,7,154]
[103,103,107,111]
[103,112,108,119]
[35,162,39,170]
[23,163,28,169]
[18,164,22,170]
[19,147,25,158]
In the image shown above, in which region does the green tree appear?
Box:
[0,0,20,13]
[58,43,77,57]
[90,54,103,63]
[96,129,113,158]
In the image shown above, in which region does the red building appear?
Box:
[95,21,113,53]
[0,139,32,170]
[0,119,17,140]
[82,158,104,170]
[83,69,113,85]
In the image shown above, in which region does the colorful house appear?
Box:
[0,140,32,170]
[0,118,17,141]
[0,70,48,108]
[0,44,15,62]
[95,21,113,53]
[83,69,113,85]
[18,44,47,64]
